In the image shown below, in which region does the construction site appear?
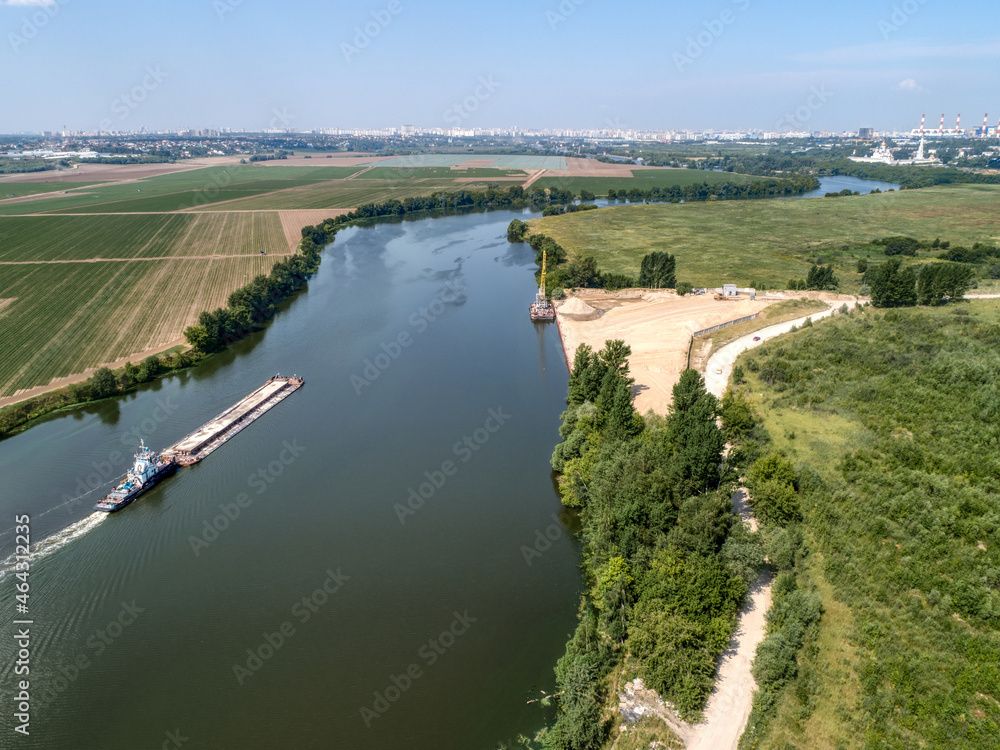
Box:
[552,288,846,415]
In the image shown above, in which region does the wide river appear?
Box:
[0,176,894,748]
[0,210,582,749]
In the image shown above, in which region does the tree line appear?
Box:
[604,174,819,203]
[534,342,763,749]
[0,352,195,440]
[512,225,687,296]
[864,258,975,307]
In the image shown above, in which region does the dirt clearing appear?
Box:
[554,290,773,414]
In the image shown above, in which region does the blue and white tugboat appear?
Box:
[94,441,177,512]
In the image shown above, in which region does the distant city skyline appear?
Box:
[1,0,998,134]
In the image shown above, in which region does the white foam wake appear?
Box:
[0,512,107,582]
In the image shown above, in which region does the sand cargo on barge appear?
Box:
[162,375,304,466]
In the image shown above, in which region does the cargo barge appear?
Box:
[162,375,304,466]
[92,375,303,512]
[94,441,177,512]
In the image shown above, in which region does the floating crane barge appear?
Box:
[529,249,556,321]
[162,375,304,466]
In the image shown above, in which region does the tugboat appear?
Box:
[529,249,556,321]
[94,441,177,512]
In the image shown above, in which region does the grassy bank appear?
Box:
[528,185,1000,292]
[724,300,1000,748]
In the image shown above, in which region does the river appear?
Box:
[787,174,900,198]
[0,210,582,749]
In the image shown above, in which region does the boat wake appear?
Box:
[0,512,107,582]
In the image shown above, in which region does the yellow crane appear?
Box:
[529,249,555,320]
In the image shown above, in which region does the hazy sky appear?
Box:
[2,0,998,133]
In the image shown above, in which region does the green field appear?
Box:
[361,166,527,180]
[0,165,366,215]
[0,212,287,396]
[532,168,753,196]
[0,213,285,262]
[530,185,1000,291]
[732,301,1000,749]
[0,181,102,199]
[195,178,498,211]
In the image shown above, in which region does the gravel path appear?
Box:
[681,302,840,750]
[704,303,839,397]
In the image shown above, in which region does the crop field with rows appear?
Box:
[0,165,365,215]
[199,178,497,211]
[0,210,287,396]
[0,213,286,262]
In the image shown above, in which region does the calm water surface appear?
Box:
[0,210,582,749]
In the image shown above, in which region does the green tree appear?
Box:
[564,255,600,288]
[868,258,917,308]
[750,479,801,526]
[605,379,643,441]
[748,452,797,488]
[184,324,212,353]
[916,263,975,305]
[666,370,725,495]
[805,264,838,290]
[137,355,162,382]
[676,280,694,296]
[638,251,677,289]
[90,367,119,400]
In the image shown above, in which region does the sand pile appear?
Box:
[559,297,598,316]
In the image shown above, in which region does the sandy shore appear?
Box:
[553,290,775,415]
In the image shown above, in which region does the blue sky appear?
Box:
[1,0,998,133]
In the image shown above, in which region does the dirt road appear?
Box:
[680,302,840,749]
[703,303,839,397]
